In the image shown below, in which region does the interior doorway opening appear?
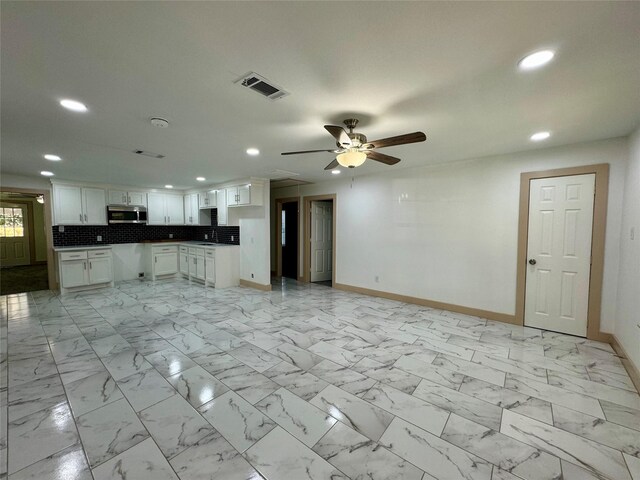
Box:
[303,194,336,287]
[0,189,54,295]
[275,197,299,281]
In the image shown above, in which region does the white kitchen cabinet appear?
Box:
[226,182,263,207]
[147,193,165,224]
[109,190,147,207]
[53,184,107,225]
[187,248,206,281]
[166,194,184,225]
[216,188,228,225]
[147,193,184,225]
[145,244,179,280]
[199,190,217,209]
[83,188,107,225]
[57,248,114,294]
[155,252,178,276]
[60,259,88,288]
[88,256,112,284]
[54,185,83,225]
[184,194,199,225]
[179,247,189,275]
[205,250,215,283]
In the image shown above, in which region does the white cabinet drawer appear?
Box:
[88,249,111,258]
[205,250,215,258]
[153,246,177,253]
[188,247,205,256]
[60,251,88,261]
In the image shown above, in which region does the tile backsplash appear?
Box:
[52,209,240,247]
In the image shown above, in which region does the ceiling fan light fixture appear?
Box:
[337,150,366,168]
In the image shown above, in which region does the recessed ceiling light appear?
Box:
[40,171,54,177]
[331,169,340,174]
[164,184,173,189]
[59,99,88,112]
[196,177,206,182]
[530,131,551,141]
[44,154,61,161]
[519,50,555,70]
[246,148,260,156]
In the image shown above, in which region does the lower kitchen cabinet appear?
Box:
[179,244,238,288]
[145,245,179,280]
[57,248,114,294]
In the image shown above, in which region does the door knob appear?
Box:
[528,259,537,265]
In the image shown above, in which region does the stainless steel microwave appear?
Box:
[107,205,147,224]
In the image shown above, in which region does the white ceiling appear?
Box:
[2,2,639,189]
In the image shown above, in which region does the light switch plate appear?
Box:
[97,235,102,242]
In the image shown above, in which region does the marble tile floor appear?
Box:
[1,277,639,480]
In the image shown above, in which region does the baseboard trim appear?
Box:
[333,282,517,325]
[610,334,640,393]
[240,279,272,291]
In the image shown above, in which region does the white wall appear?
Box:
[615,128,640,368]
[111,243,146,282]
[237,180,271,286]
[273,137,628,332]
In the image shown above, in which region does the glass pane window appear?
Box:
[0,207,25,237]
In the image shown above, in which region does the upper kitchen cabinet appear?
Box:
[199,189,217,209]
[148,192,185,225]
[108,190,147,207]
[53,183,107,225]
[184,193,211,226]
[216,188,227,225]
[226,181,263,207]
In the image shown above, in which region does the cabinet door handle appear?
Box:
[84,214,88,222]
[155,257,157,263]
[122,194,126,203]
[127,195,131,203]
[79,213,83,222]
[164,216,167,224]
[168,216,170,223]
[83,262,87,270]
[89,261,92,269]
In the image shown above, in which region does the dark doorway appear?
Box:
[281,201,298,279]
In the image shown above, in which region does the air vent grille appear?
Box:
[235,72,289,100]
[134,150,165,159]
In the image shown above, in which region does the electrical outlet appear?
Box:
[204,234,208,240]
[251,273,254,278]
[97,235,102,242]
[138,273,144,278]
[169,233,173,239]
[231,235,234,242]
[58,225,64,232]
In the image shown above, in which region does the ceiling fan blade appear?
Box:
[367,131,426,149]
[366,150,401,165]
[324,159,339,170]
[324,125,352,147]
[281,149,336,156]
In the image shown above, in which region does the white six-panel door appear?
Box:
[524,174,595,337]
[310,201,333,282]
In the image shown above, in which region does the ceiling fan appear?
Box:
[281,119,427,170]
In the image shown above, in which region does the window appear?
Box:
[0,207,24,237]
[281,210,286,246]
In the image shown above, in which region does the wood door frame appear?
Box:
[515,164,610,342]
[275,196,299,278]
[0,199,36,265]
[0,187,56,290]
[303,194,336,286]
